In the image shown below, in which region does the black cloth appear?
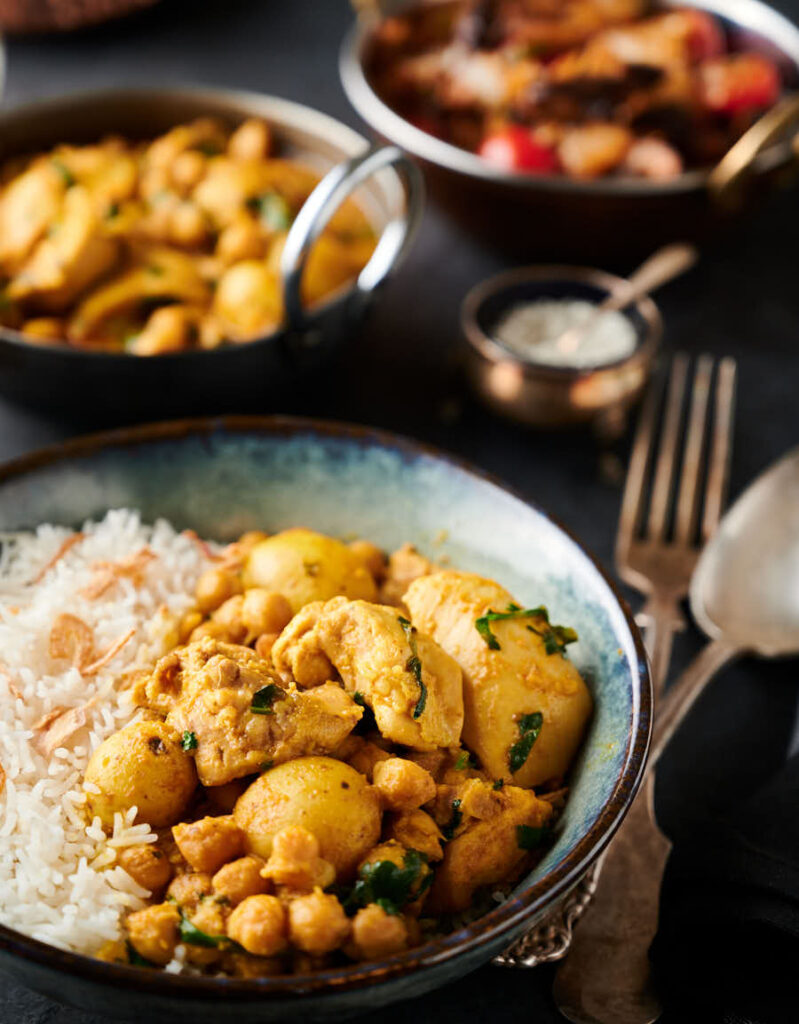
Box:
[653,752,799,1024]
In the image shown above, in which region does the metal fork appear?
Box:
[551,353,737,1024]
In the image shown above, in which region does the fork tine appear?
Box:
[701,357,737,541]
[616,372,661,562]
[647,353,690,541]
[674,354,714,544]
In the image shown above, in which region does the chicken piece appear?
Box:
[379,543,437,608]
[8,185,119,311]
[384,808,444,862]
[172,814,245,874]
[272,596,464,751]
[128,305,201,356]
[404,572,592,788]
[0,159,65,274]
[212,260,282,342]
[144,118,227,171]
[557,124,632,180]
[68,247,209,343]
[372,757,436,811]
[427,781,553,913]
[148,638,361,786]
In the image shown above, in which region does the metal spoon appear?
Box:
[554,446,799,1024]
[555,243,698,356]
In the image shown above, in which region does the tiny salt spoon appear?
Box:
[554,446,799,1024]
[555,243,698,356]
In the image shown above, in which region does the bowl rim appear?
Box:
[0,85,408,362]
[340,0,799,197]
[461,264,663,378]
[0,414,652,1000]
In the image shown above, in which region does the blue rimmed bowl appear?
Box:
[0,416,651,1022]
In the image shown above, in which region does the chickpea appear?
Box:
[347,741,391,781]
[348,540,386,582]
[216,217,266,264]
[21,318,64,344]
[126,903,180,966]
[351,904,408,960]
[254,632,279,660]
[117,843,172,895]
[261,825,335,893]
[169,201,209,247]
[227,894,287,956]
[206,779,248,814]
[171,149,206,192]
[130,306,193,356]
[189,620,230,643]
[288,889,350,955]
[211,594,247,643]
[178,610,204,644]
[173,815,245,874]
[228,119,272,161]
[372,758,436,812]
[195,567,242,613]
[166,871,213,912]
[212,856,270,906]
[184,899,229,967]
[241,589,292,637]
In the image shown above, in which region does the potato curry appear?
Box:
[87,528,592,974]
[0,119,376,353]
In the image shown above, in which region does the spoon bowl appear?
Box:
[690,447,799,657]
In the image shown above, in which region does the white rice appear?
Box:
[0,510,210,955]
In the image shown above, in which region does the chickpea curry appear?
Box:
[0,118,376,354]
[368,0,784,180]
[88,528,592,975]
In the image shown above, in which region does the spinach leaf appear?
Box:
[398,616,427,718]
[508,711,544,774]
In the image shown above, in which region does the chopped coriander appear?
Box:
[516,824,548,851]
[178,913,238,950]
[251,683,283,715]
[441,797,462,841]
[492,778,505,791]
[398,615,427,718]
[51,158,76,187]
[195,141,223,157]
[454,751,474,771]
[146,264,165,276]
[476,603,577,656]
[181,730,197,751]
[345,849,428,917]
[247,192,292,231]
[106,201,120,219]
[261,759,274,772]
[508,711,544,774]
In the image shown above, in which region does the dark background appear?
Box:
[1,1,798,1021]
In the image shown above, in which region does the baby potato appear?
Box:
[84,720,197,829]
[233,756,381,879]
[243,528,378,613]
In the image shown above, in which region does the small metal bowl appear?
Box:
[462,266,662,432]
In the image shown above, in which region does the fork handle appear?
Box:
[636,593,686,698]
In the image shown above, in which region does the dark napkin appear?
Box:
[651,750,799,1024]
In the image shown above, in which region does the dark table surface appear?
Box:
[1,2,799,1022]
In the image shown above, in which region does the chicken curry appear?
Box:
[87,528,592,974]
[0,119,376,353]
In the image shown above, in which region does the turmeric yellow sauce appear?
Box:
[86,527,592,976]
[0,119,376,354]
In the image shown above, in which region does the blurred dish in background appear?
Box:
[366,0,782,182]
[0,88,421,419]
[0,0,156,32]
[0,118,376,355]
[341,0,799,259]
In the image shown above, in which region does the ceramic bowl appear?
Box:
[0,416,651,1022]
